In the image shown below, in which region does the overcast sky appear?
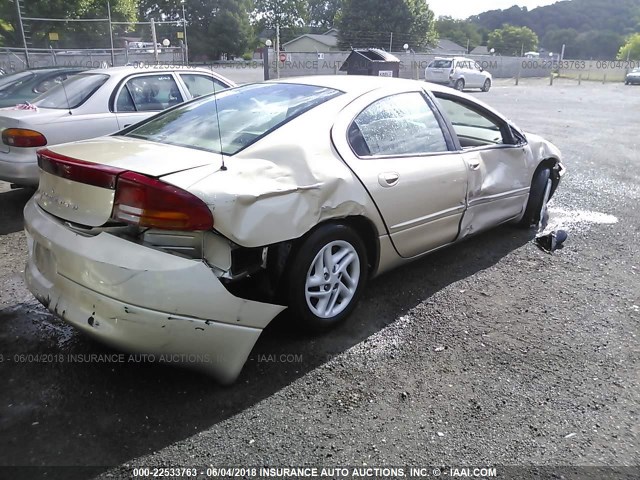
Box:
[428,0,560,19]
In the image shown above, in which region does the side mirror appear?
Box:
[479,66,484,72]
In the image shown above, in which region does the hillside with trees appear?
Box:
[469,0,640,59]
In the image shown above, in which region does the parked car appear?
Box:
[24,76,564,383]
[425,56,492,92]
[0,67,85,108]
[0,66,235,186]
[624,67,640,85]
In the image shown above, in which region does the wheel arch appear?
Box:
[275,215,380,279]
[534,157,562,198]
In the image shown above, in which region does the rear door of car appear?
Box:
[332,86,468,258]
[432,92,529,236]
[457,60,478,88]
[113,72,185,129]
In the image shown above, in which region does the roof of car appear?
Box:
[81,65,224,77]
[272,75,456,96]
[270,75,509,125]
[10,67,86,74]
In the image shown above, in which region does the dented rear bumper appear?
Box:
[23,198,285,383]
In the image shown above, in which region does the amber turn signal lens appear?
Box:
[2,128,48,148]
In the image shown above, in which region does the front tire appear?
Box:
[519,167,553,228]
[286,224,367,331]
[482,79,491,92]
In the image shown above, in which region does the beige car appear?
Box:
[24,76,565,383]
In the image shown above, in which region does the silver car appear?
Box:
[425,56,492,92]
[0,66,235,186]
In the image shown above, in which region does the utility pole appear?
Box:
[389,32,393,52]
[15,0,30,68]
[151,18,158,63]
[107,1,115,66]
[276,24,280,79]
[181,0,189,64]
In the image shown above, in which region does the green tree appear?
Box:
[427,0,639,59]
[206,0,253,58]
[337,0,436,51]
[618,33,640,60]
[542,28,578,56]
[0,0,137,48]
[253,0,308,30]
[308,0,342,29]
[487,24,538,56]
[137,0,255,60]
[435,16,482,51]
[573,30,623,59]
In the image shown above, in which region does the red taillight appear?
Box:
[2,128,47,148]
[112,172,213,231]
[37,149,124,189]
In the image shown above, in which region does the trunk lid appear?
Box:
[0,107,70,153]
[36,136,218,227]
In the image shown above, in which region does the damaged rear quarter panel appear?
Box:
[162,101,387,248]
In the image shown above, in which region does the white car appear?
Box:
[24,76,564,383]
[0,66,235,186]
[425,57,492,92]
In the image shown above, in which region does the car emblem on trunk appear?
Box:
[41,190,79,210]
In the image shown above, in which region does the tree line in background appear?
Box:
[0,0,638,60]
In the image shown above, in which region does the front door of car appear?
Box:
[332,89,468,258]
[433,93,529,237]
[114,73,184,129]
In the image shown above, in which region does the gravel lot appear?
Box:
[0,78,638,479]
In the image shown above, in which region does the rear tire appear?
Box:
[518,168,553,228]
[482,79,491,92]
[286,224,368,332]
[454,79,465,91]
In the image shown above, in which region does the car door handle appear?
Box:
[468,160,481,170]
[123,124,132,128]
[378,172,400,187]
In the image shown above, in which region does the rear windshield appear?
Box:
[429,60,453,69]
[124,82,342,156]
[0,71,34,91]
[33,73,109,109]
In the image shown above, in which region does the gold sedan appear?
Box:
[24,76,564,382]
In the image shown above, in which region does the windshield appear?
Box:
[429,60,453,69]
[0,71,35,92]
[32,73,109,109]
[124,83,342,156]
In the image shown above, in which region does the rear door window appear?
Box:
[349,92,448,157]
[118,74,183,112]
